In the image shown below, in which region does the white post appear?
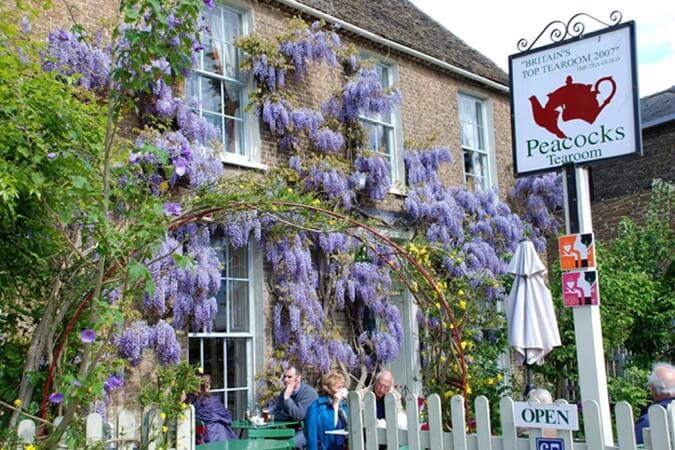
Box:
[563,166,613,446]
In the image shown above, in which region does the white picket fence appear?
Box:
[16,405,197,449]
[15,393,675,449]
[347,391,675,450]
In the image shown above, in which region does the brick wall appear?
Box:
[591,122,675,240]
[27,0,516,418]
[592,124,675,202]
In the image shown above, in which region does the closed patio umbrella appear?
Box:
[506,240,561,394]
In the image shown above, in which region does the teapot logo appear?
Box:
[529,75,617,138]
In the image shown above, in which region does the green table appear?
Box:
[196,438,290,450]
[231,420,299,430]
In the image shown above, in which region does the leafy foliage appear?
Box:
[541,179,674,411]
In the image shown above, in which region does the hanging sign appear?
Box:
[562,270,599,306]
[509,22,641,176]
[559,232,595,270]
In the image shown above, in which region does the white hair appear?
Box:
[648,362,675,397]
[528,388,553,403]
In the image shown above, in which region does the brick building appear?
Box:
[37,0,514,419]
[591,85,675,240]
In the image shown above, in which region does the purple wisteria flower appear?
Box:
[80,328,96,343]
[20,16,31,34]
[104,374,124,393]
[47,152,57,159]
[42,29,111,93]
[404,148,524,300]
[48,392,64,404]
[163,202,182,217]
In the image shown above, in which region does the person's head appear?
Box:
[647,362,675,401]
[528,388,553,403]
[283,365,302,391]
[198,374,212,398]
[321,370,346,398]
[373,370,394,399]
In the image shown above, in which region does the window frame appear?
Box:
[357,57,405,193]
[188,240,264,419]
[457,91,498,191]
[189,1,263,169]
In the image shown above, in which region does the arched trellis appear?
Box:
[40,200,470,427]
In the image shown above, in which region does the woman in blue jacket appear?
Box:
[305,370,349,450]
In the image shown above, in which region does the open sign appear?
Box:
[514,402,579,430]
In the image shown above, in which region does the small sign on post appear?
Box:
[559,232,595,270]
[559,232,600,307]
[537,437,565,450]
[562,270,599,306]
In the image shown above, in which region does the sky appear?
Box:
[409,0,674,97]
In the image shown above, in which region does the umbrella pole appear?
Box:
[524,363,533,396]
[523,349,533,396]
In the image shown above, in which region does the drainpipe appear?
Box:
[273,0,510,93]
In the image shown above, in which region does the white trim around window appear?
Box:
[188,239,264,420]
[189,2,262,168]
[358,58,405,192]
[457,91,498,191]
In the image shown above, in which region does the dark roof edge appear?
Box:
[642,112,675,130]
[273,0,510,93]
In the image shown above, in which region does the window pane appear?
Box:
[229,245,248,278]
[366,122,379,151]
[227,390,248,421]
[459,96,475,122]
[461,121,477,148]
[222,9,241,43]
[474,101,485,149]
[223,119,240,154]
[202,112,223,143]
[214,281,227,331]
[229,281,249,332]
[463,149,474,178]
[223,82,241,118]
[227,339,248,388]
[201,78,223,114]
[380,126,393,158]
[188,338,201,367]
[202,36,222,74]
[463,150,487,191]
[221,43,240,79]
[203,338,225,389]
[186,76,200,102]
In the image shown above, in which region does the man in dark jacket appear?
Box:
[635,362,675,444]
[270,365,318,449]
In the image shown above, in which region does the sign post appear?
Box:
[509,12,642,447]
[562,166,613,444]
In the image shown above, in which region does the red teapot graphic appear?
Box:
[529,75,617,139]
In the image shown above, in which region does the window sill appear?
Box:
[221,154,268,171]
[389,186,407,197]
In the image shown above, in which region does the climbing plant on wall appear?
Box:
[0,2,553,444]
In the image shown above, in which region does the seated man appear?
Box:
[270,365,318,449]
[635,362,675,445]
[361,369,403,421]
